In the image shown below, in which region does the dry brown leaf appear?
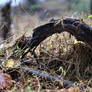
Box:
[0,72,12,90]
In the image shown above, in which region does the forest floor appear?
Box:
[0,3,92,91]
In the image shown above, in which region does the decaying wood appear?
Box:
[17,18,92,58]
[22,67,74,88]
[31,18,92,48]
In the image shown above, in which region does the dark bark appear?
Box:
[0,2,11,40]
[31,18,92,48]
[22,67,74,88]
[17,18,92,58]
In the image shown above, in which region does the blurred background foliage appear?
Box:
[24,0,91,18]
[0,0,91,17]
[67,0,90,13]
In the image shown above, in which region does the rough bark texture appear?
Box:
[15,18,92,58]
[31,18,92,48]
[22,67,74,88]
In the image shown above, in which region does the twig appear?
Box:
[22,67,74,88]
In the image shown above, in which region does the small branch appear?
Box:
[22,67,74,88]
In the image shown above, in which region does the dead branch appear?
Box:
[22,67,74,88]
[31,18,92,48]
[17,18,92,58]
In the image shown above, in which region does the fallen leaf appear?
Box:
[6,59,15,68]
[0,72,12,90]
